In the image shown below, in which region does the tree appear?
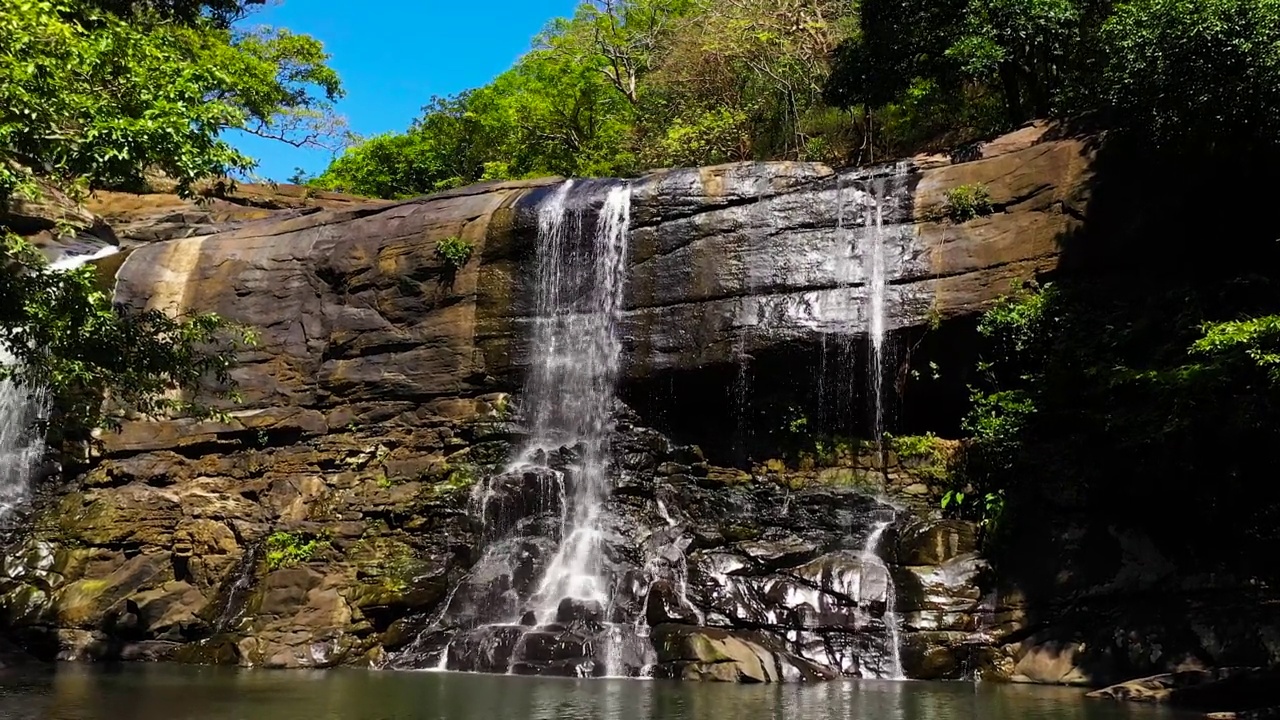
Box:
[1,0,338,441]
[82,0,265,26]
[0,235,255,444]
[648,0,854,162]
[316,12,642,197]
[0,0,346,200]
[1089,0,1280,153]
[544,0,694,106]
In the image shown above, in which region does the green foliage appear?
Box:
[642,108,750,168]
[0,0,337,449]
[889,432,956,484]
[264,531,329,570]
[957,274,1280,573]
[1191,316,1280,383]
[826,0,1280,161]
[944,184,994,222]
[314,0,1280,197]
[0,233,256,442]
[435,236,474,270]
[316,0,864,197]
[941,488,1005,533]
[0,0,345,200]
[419,462,479,499]
[85,0,265,27]
[1090,0,1280,152]
[887,432,943,460]
[785,411,809,435]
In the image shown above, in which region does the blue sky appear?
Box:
[231,0,579,182]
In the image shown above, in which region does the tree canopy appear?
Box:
[0,0,345,201]
[0,0,340,442]
[315,0,1280,198]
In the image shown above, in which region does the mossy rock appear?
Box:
[172,639,239,665]
[349,537,417,586]
[703,466,752,485]
[719,525,762,543]
[456,441,510,467]
[418,464,478,501]
[53,579,112,626]
[1,585,53,626]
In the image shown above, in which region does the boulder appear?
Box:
[651,624,837,683]
[1089,668,1280,714]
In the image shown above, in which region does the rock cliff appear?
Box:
[6,123,1221,683]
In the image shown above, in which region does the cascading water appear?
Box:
[729,174,772,466]
[865,188,889,456]
[396,179,643,677]
[816,174,907,680]
[0,349,47,524]
[520,180,631,624]
[0,241,113,525]
[861,519,905,679]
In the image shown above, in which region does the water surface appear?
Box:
[0,666,1195,720]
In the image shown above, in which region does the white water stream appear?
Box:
[0,348,47,521]
[1,240,118,522]
[519,182,631,622]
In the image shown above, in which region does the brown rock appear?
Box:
[651,625,837,683]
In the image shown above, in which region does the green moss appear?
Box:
[419,462,478,499]
[460,441,509,467]
[351,537,415,589]
[719,525,762,543]
[264,532,330,570]
[944,183,994,222]
[888,433,955,482]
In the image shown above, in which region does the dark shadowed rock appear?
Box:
[1089,668,1280,714]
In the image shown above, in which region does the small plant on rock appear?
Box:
[944,183,994,222]
[264,532,330,570]
[889,432,954,483]
[435,236,474,269]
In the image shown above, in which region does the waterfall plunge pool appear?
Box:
[0,665,1195,720]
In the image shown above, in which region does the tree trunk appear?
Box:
[998,61,1025,127]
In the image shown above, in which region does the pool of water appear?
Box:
[0,665,1194,720]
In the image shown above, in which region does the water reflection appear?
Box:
[0,666,1195,720]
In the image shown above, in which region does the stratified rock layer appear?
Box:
[11,123,1266,685]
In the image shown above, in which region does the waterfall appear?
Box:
[519,181,631,619]
[866,190,888,454]
[861,519,905,680]
[730,174,771,466]
[0,349,47,524]
[821,176,906,679]
[0,241,118,524]
[399,179,639,677]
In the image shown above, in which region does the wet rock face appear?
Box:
[0,126,1098,678]
[651,624,838,683]
[493,125,1091,379]
[376,412,933,681]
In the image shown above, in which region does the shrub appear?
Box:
[435,236,473,269]
[944,183,994,222]
[264,532,329,570]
